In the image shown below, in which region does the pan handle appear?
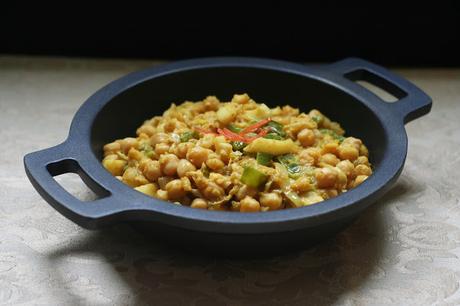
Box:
[326,57,432,124]
[24,141,123,229]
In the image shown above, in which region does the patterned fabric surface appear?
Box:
[1,57,459,306]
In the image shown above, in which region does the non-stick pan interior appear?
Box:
[91,67,387,168]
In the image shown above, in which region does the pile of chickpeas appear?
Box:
[102,94,372,212]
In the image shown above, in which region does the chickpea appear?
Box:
[240,196,260,212]
[354,164,372,176]
[165,179,186,200]
[209,173,232,189]
[158,176,174,190]
[203,96,220,111]
[232,93,250,104]
[338,145,359,161]
[235,185,258,200]
[163,120,176,133]
[304,147,322,163]
[191,198,208,209]
[342,137,362,150]
[122,167,149,187]
[281,105,300,117]
[202,183,225,200]
[198,135,214,149]
[319,153,340,166]
[315,167,338,189]
[137,125,156,136]
[150,133,169,146]
[309,109,323,125]
[156,189,169,201]
[159,154,179,176]
[291,177,314,193]
[155,143,170,155]
[192,102,206,113]
[321,142,339,155]
[175,142,193,159]
[328,122,344,135]
[137,132,150,140]
[215,142,233,163]
[134,183,158,197]
[213,136,227,146]
[119,137,138,154]
[148,117,160,127]
[298,149,315,165]
[355,156,370,166]
[335,167,348,189]
[322,189,339,199]
[181,177,192,191]
[206,158,225,171]
[360,144,369,157]
[136,174,151,188]
[103,142,121,155]
[336,160,355,179]
[128,147,143,161]
[313,129,324,140]
[353,175,368,188]
[208,204,227,211]
[102,159,126,176]
[103,154,118,161]
[177,159,196,177]
[259,192,282,210]
[297,128,315,147]
[142,160,162,181]
[186,146,210,168]
[287,120,314,136]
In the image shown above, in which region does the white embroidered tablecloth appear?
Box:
[1,56,459,305]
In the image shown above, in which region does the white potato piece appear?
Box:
[134,183,158,197]
[244,138,300,155]
[216,103,238,125]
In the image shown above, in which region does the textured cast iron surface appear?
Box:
[24,57,431,253]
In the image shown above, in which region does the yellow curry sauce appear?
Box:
[102,94,372,212]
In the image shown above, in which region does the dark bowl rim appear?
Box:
[30,57,414,234]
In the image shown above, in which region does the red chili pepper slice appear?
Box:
[244,129,268,142]
[218,118,272,143]
[194,127,216,135]
[239,118,271,135]
[218,128,248,142]
[219,127,269,143]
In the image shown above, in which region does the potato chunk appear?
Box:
[216,103,238,125]
[244,138,299,155]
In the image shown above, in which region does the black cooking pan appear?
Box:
[24,58,431,255]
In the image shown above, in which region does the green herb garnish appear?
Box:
[256,152,273,166]
[319,129,345,143]
[240,166,268,188]
[139,143,154,158]
[231,141,247,151]
[312,115,321,123]
[284,190,304,207]
[266,120,286,137]
[228,124,242,133]
[264,133,284,140]
[286,163,301,174]
[139,143,153,151]
[277,154,302,178]
[180,131,199,142]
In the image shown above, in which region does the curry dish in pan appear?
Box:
[102,94,372,212]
